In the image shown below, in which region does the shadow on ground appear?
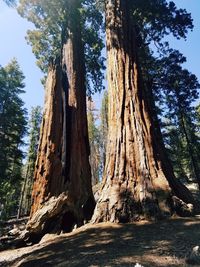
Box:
[2,217,200,267]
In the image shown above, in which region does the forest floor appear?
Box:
[0,216,200,267]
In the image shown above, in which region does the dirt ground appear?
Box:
[0,217,200,267]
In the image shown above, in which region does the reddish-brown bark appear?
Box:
[92,0,195,223]
[30,1,95,230]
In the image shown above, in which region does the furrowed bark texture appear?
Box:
[30,1,95,231]
[31,63,64,216]
[92,0,195,223]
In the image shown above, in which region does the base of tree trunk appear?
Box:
[92,184,195,224]
[0,193,95,249]
[16,193,88,246]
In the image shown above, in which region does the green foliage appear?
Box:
[0,59,27,218]
[151,50,200,182]
[82,0,105,94]
[18,0,105,94]
[0,182,18,219]
[130,0,193,53]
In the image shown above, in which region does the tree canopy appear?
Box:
[18,0,105,94]
[0,59,27,218]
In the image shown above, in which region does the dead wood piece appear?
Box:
[172,196,194,217]
[18,193,75,245]
[27,193,71,232]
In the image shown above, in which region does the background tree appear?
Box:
[87,92,109,186]
[17,106,42,218]
[0,59,27,219]
[151,50,200,186]
[99,90,108,175]
[87,98,101,185]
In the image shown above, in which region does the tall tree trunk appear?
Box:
[30,62,64,216]
[30,1,95,232]
[92,0,195,223]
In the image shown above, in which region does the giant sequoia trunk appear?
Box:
[92,0,195,223]
[30,1,95,232]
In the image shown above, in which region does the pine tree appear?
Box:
[0,59,27,218]
[151,50,200,186]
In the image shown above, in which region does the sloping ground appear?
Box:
[0,217,27,236]
[0,217,200,267]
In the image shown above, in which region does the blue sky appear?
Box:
[0,0,199,115]
[0,1,44,113]
[167,1,200,81]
